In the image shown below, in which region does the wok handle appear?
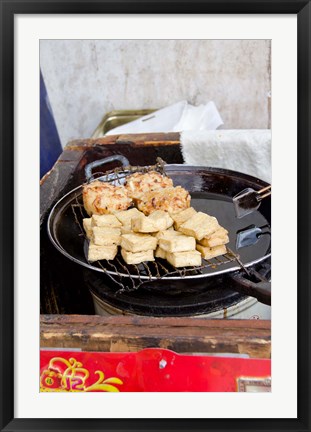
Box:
[85,155,130,182]
[229,269,271,306]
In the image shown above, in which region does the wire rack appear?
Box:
[70,159,241,293]
[85,157,168,185]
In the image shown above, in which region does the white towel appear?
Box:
[180,129,271,183]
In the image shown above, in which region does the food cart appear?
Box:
[40,131,271,392]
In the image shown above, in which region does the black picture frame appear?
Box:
[1,1,310,431]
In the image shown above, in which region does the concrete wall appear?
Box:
[40,39,271,148]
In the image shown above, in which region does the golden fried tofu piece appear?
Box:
[155,246,167,259]
[196,244,227,260]
[166,250,202,268]
[198,226,229,248]
[159,234,196,253]
[91,214,122,228]
[170,207,197,230]
[135,186,191,215]
[83,180,132,216]
[121,248,154,265]
[121,233,158,253]
[83,218,93,239]
[148,210,174,231]
[92,227,121,246]
[87,243,118,262]
[131,215,158,233]
[179,212,220,240]
[114,208,143,228]
[124,171,173,199]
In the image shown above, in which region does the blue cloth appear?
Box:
[40,70,62,178]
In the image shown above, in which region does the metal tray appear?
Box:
[92,109,156,138]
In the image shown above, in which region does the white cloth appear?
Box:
[105,100,223,135]
[104,99,271,183]
[180,129,271,183]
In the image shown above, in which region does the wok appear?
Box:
[47,156,271,305]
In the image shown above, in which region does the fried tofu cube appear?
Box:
[155,246,167,259]
[170,207,197,230]
[88,243,118,262]
[121,233,158,253]
[83,218,93,239]
[121,248,154,265]
[179,212,220,240]
[166,250,202,268]
[91,214,122,228]
[196,244,227,260]
[148,210,174,231]
[159,234,196,253]
[120,226,133,235]
[214,226,228,236]
[198,226,229,247]
[115,208,144,227]
[92,227,121,246]
[153,227,178,239]
[120,222,132,231]
[203,235,229,248]
[131,215,158,233]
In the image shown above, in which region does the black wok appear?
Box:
[47,157,271,305]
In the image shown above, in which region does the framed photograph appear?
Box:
[1,1,310,431]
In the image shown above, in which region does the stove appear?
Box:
[84,270,271,319]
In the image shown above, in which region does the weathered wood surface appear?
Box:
[40,150,85,225]
[40,315,271,358]
[66,132,181,149]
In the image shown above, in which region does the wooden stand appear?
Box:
[40,133,271,359]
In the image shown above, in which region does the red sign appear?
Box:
[40,348,271,392]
